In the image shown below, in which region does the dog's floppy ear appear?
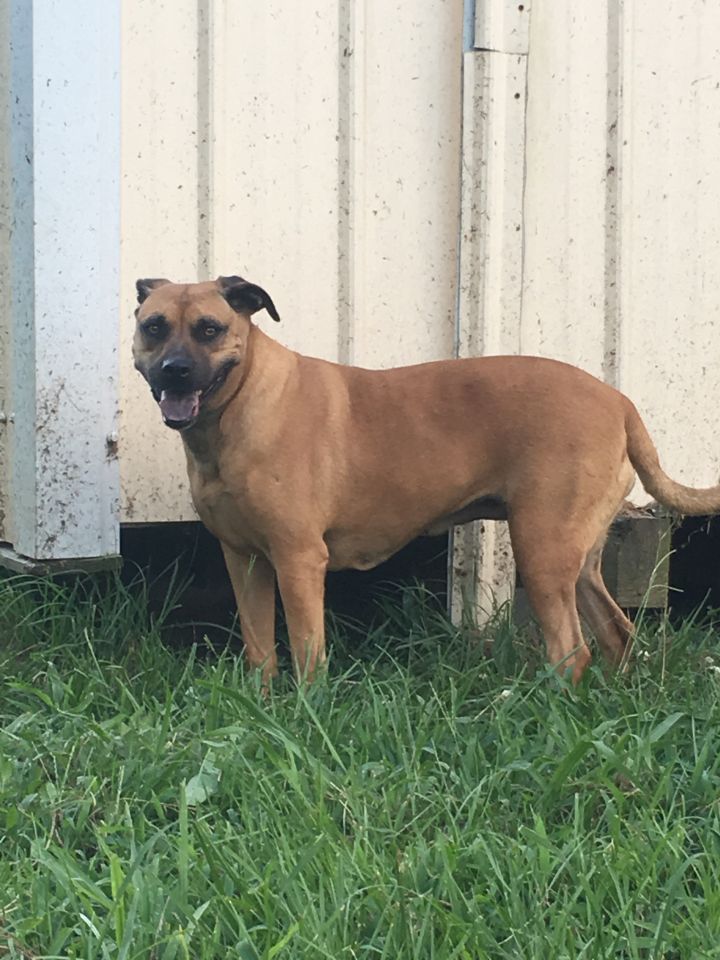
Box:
[136,278,171,304]
[217,275,281,323]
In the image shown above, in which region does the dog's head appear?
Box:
[132,275,280,431]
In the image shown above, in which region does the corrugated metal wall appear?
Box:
[119,0,464,523]
[120,0,720,530]
[3,0,720,571]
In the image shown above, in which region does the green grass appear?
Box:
[1,573,719,959]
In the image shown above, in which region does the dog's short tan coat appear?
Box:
[133,277,720,683]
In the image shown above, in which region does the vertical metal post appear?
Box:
[450,1,531,625]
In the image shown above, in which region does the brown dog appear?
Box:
[132,275,720,684]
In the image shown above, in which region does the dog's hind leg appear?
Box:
[576,533,634,670]
[508,512,592,683]
[222,547,278,684]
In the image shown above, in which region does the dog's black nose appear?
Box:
[162,357,191,378]
[150,349,198,395]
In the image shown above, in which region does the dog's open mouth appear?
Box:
[159,390,201,429]
[154,361,237,430]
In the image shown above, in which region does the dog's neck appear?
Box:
[181,324,296,470]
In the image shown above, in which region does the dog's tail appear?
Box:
[625,400,720,515]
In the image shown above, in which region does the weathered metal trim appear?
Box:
[475,0,531,56]
[0,544,122,576]
[463,0,477,53]
[451,41,528,626]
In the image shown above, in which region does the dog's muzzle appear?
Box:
[150,359,238,430]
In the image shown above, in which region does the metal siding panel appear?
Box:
[208,1,341,362]
[119,0,201,522]
[1,0,120,560]
[349,0,463,368]
[457,51,527,358]
[518,0,720,501]
[521,2,610,378]
[619,0,720,494]
[30,0,121,558]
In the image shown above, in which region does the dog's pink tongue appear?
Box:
[159,390,200,423]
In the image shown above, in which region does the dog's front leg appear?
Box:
[221,546,278,684]
[273,543,329,683]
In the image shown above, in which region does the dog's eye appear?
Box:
[143,318,166,339]
[194,319,225,341]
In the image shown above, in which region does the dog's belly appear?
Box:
[324,495,507,571]
[324,530,410,571]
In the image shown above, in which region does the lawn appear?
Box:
[0,572,719,959]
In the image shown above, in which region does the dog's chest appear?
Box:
[187,464,266,551]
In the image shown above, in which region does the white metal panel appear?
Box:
[30,0,120,559]
[521,2,611,378]
[0,0,120,561]
[457,50,527,358]
[517,0,720,503]
[347,0,463,368]
[207,0,341,362]
[119,0,201,522]
[618,0,720,492]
